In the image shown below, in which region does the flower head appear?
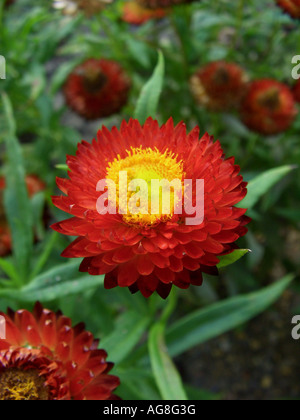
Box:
[190,61,249,112]
[0,175,45,257]
[53,0,113,16]
[137,0,193,8]
[276,0,300,18]
[240,79,297,135]
[52,118,249,299]
[293,79,300,103]
[0,303,120,400]
[122,1,167,25]
[64,59,131,120]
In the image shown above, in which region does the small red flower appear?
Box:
[276,0,300,18]
[122,1,167,25]
[0,175,45,257]
[240,79,297,135]
[293,79,300,103]
[137,0,193,8]
[64,59,131,120]
[0,303,120,400]
[52,118,250,299]
[190,61,249,112]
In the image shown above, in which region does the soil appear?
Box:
[178,291,300,400]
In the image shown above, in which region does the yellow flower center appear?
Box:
[0,368,49,400]
[106,147,185,227]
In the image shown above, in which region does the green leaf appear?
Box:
[238,165,295,210]
[0,261,104,302]
[166,274,294,357]
[24,261,84,291]
[51,58,82,93]
[30,232,59,279]
[217,249,250,269]
[1,93,33,283]
[0,258,20,284]
[134,51,165,123]
[149,323,188,401]
[116,368,161,401]
[100,312,151,364]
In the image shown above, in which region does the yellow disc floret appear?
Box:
[106,147,185,227]
[0,368,49,400]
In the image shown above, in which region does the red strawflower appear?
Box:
[0,302,120,400]
[276,0,300,18]
[190,61,249,112]
[122,1,167,25]
[240,79,297,135]
[0,175,45,257]
[293,79,300,103]
[51,118,250,299]
[137,0,194,8]
[64,59,131,120]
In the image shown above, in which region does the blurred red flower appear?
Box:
[277,0,300,18]
[293,79,300,103]
[122,1,167,25]
[64,59,131,120]
[52,118,249,298]
[190,61,249,112]
[240,79,297,135]
[0,302,120,400]
[0,175,45,257]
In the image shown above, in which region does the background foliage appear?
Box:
[0,0,299,400]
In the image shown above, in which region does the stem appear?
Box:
[160,288,178,325]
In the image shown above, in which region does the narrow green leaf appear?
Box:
[116,368,161,401]
[0,258,20,284]
[2,93,33,282]
[51,58,82,93]
[166,274,294,357]
[0,275,104,302]
[101,312,151,364]
[149,323,188,401]
[25,261,83,291]
[238,165,295,210]
[217,249,250,269]
[134,51,165,123]
[30,232,59,279]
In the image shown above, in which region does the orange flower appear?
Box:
[190,61,249,112]
[276,0,300,18]
[64,59,131,120]
[0,175,45,257]
[122,1,167,25]
[240,79,297,135]
[0,303,120,400]
[52,118,249,298]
